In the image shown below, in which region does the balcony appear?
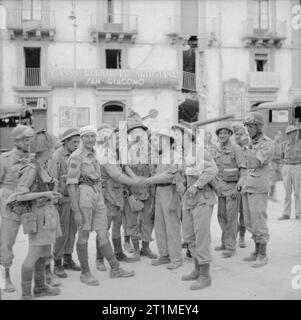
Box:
[7,9,55,40]
[242,19,287,48]
[167,16,217,49]
[12,68,52,91]
[91,13,137,43]
[247,72,280,92]
[182,71,196,92]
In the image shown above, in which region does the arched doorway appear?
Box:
[102,102,126,127]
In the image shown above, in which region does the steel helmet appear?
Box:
[60,128,80,143]
[243,112,265,126]
[215,122,234,136]
[285,125,298,135]
[12,125,34,140]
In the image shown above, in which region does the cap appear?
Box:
[285,125,298,135]
[215,122,234,136]
[79,125,97,137]
[244,112,265,126]
[60,128,80,143]
[12,125,34,140]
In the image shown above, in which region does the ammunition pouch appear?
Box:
[127,194,144,212]
[21,211,37,234]
[222,169,239,183]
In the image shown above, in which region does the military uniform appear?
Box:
[67,126,134,286]
[0,148,33,271]
[281,137,301,219]
[149,130,183,269]
[48,145,79,272]
[182,149,218,290]
[242,133,274,265]
[214,142,246,254]
[8,159,62,299]
[67,146,107,232]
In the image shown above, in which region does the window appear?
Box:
[22,0,42,21]
[255,53,268,71]
[24,47,41,86]
[106,49,121,69]
[268,110,289,123]
[254,0,269,30]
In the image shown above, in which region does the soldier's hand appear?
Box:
[74,211,83,227]
[45,191,62,200]
[186,185,198,198]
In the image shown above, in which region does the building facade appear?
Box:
[0,0,300,148]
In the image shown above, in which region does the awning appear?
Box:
[257,101,292,110]
[0,105,32,120]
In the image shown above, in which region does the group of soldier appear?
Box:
[0,109,300,300]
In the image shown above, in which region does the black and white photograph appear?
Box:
[0,0,301,304]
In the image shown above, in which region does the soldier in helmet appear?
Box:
[234,125,250,248]
[242,112,275,268]
[0,125,34,293]
[278,125,301,221]
[214,123,246,258]
[48,128,81,279]
[124,118,158,261]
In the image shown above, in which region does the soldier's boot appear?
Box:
[151,255,171,266]
[243,242,260,262]
[45,263,61,287]
[238,226,246,248]
[113,237,136,263]
[140,241,158,259]
[182,259,200,281]
[21,264,35,300]
[131,238,141,261]
[190,263,212,290]
[53,259,68,278]
[278,214,290,221]
[77,243,99,286]
[252,243,268,268]
[214,244,226,251]
[222,249,236,258]
[123,236,134,253]
[4,268,16,293]
[63,254,81,271]
[33,257,60,297]
[99,242,135,279]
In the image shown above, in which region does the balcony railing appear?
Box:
[247,72,280,91]
[182,71,196,92]
[167,16,217,38]
[242,19,286,47]
[7,9,55,31]
[91,13,137,42]
[13,68,47,87]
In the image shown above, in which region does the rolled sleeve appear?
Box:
[66,156,81,185]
